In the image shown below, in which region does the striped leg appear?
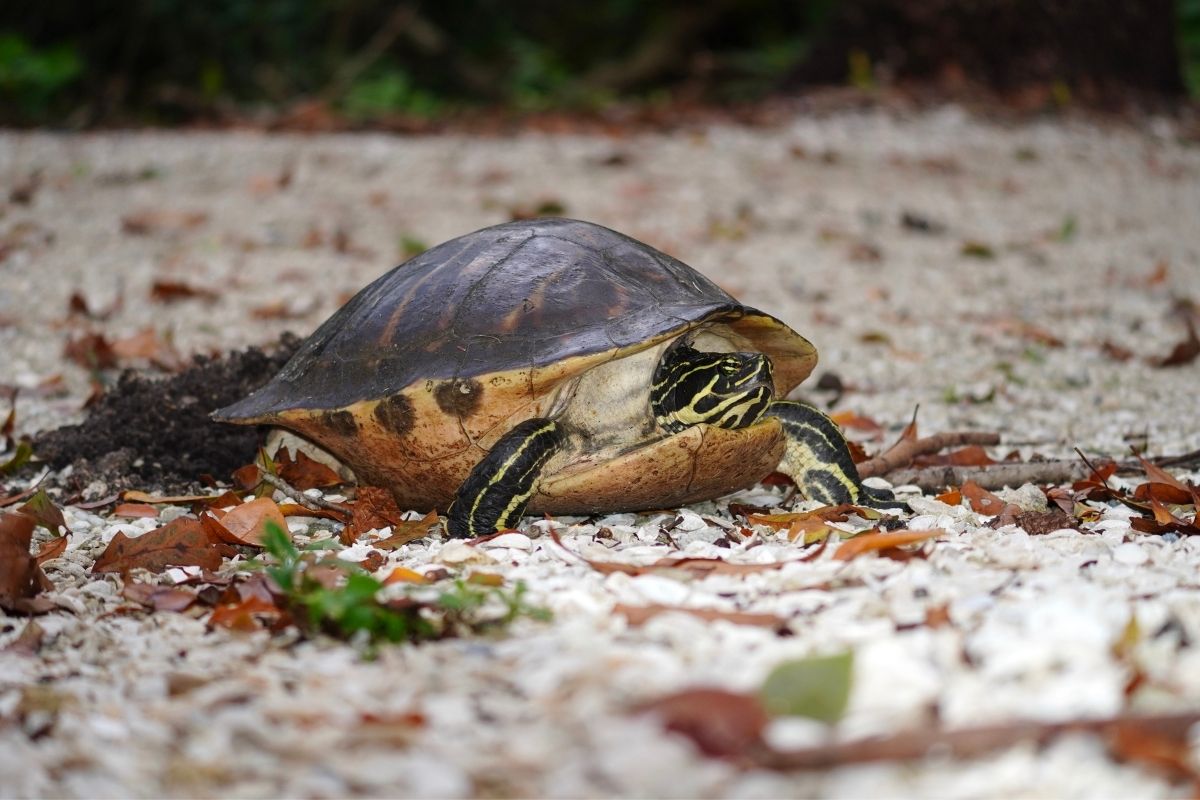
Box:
[766,400,901,508]
[447,418,564,538]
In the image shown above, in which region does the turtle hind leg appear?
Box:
[446,418,565,538]
[766,400,903,509]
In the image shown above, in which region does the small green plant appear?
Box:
[257,523,549,645]
[341,67,442,120]
[0,34,81,119]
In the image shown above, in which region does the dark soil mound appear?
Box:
[34,334,300,496]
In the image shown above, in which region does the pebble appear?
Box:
[1112,542,1149,566]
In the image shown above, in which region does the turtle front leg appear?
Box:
[766,400,901,508]
[446,418,565,538]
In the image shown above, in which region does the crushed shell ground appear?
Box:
[2,105,1200,797]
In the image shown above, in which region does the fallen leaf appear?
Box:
[92,517,237,576]
[383,566,429,585]
[833,529,942,561]
[149,280,219,304]
[1132,455,1198,506]
[636,688,768,759]
[1010,509,1079,535]
[760,651,854,722]
[375,511,441,549]
[113,503,160,518]
[935,488,962,505]
[1108,717,1200,783]
[0,512,54,612]
[961,480,1021,520]
[553,531,794,577]
[1129,499,1200,536]
[122,582,197,612]
[1154,317,1200,368]
[208,595,284,632]
[122,491,229,504]
[0,440,33,476]
[121,209,208,236]
[913,445,997,468]
[3,619,45,655]
[64,332,118,369]
[203,497,287,546]
[961,241,996,259]
[110,327,181,369]
[1100,340,1135,362]
[276,449,343,490]
[344,486,405,544]
[615,603,787,630]
[747,504,877,544]
[18,489,67,534]
[34,536,68,564]
[274,504,346,522]
[231,463,261,491]
[251,300,313,320]
[829,410,883,434]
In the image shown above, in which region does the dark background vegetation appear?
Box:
[2,0,1198,127]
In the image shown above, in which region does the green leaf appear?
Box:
[0,440,33,475]
[759,651,854,723]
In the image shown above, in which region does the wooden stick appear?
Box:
[259,472,351,516]
[856,432,1001,479]
[757,710,1200,771]
[885,460,1091,491]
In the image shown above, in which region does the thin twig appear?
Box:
[886,460,1090,492]
[757,710,1200,771]
[856,431,1001,479]
[259,472,351,516]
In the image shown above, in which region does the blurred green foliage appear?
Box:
[0,0,826,124]
[1182,0,1200,94]
[0,33,81,121]
[0,0,1194,126]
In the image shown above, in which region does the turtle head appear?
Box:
[652,342,775,433]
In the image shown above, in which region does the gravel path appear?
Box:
[2,108,1200,797]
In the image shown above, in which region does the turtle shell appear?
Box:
[216,218,817,513]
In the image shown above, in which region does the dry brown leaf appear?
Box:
[0,512,55,612]
[208,595,284,632]
[34,536,68,565]
[110,327,181,368]
[276,449,343,490]
[121,490,222,504]
[18,489,67,534]
[375,511,441,549]
[64,332,118,369]
[149,280,219,304]
[122,582,198,612]
[636,688,768,759]
[121,210,208,236]
[913,444,997,468]
[92,517,237,576]
[3,620,45,655]
[1132,455,1198,506]
[1154,317,1200,368]
[961,480,1021,520]
[203,497,287,547]
[1107,717,1200,783]
[1129,499,1200,536]
[343,486,405,544]
[833,529,942,561]
[1010,509,1079,535]
[113,503,160,518]
[935,488,963,505]
[383,567,429,585]
[615,603,788,629]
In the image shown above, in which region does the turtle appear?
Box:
[215,218,896,537]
